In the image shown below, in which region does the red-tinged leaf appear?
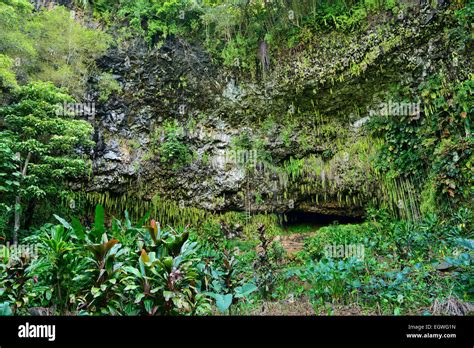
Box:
[151,219,158,238]
[103,239,119,255]
[140,249,150,263]
[87,239,118,261]
[146,227,157,244]
[146,220,160,244]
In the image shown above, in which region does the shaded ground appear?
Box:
[274,232,314,254]
[248,298,315,315]
[274,222,323,254]
[243,298,378,316]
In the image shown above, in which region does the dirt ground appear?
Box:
[274,232,315,254]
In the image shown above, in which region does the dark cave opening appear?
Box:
[281,211,364,228]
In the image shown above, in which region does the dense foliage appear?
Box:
[0,0,472,317]
[0,82,94,242]
[0,205,261,315]
[0,0,111,98]
[1,205,471,316]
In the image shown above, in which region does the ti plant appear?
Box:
[0,245,34,314]
[83,235,125,314]
[34,224,79,314]
[123,220,210,315]
[199,245,257,314]
[253,223,277,299]
[52,205,135,314]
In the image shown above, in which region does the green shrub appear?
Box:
[304,223,368,260]
[97,72,121,102]
[157,121,194,169]
[0,82,94,241]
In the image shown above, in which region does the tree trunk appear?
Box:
[24,199,36,232]
[257,40,270,78]
[13,152,32,244]
[13,195,20,244]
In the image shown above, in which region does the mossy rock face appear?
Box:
[80,3,468,217]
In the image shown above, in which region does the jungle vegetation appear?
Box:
[0,0,472,316]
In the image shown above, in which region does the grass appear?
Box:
[281,224,319,235]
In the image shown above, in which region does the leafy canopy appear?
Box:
[0,81,94,203]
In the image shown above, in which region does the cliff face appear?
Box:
[83,3,465,217]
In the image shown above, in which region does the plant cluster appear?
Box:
[0,205,261,316]
[285,208,473,314]
[0,82,94,241]
[154,120,194,170]
[0,0,111,98]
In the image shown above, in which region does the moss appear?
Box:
[420,179,437,217]
[97,72,122,102]
[142,150,155,162]
[128,139,141,149]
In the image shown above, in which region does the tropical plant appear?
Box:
[0,82,94,242]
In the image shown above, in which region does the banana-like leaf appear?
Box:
[71,216,85,240]
[140,249,150,263]
[53,214,72,230]
[94,204,105,237]
[87,239,119,261]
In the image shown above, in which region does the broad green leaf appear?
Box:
[163,291,174,301]
[94,204,105,235]
[215,293,233,313]
[124,210,132,229]
[53,214,72,230]
[134,293,145,303]
[0,302,12,316]
[457,238,474,250]
[123,266,142,278]
[234,283,257,298]
[71,216,85,240]
[137,210,151,228]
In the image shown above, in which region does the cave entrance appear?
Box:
[281,211,363,230]
[275,211,364,254]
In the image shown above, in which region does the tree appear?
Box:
[26,6,112,97]
[0,54,19,102]
[0,82,94,242]
[0,0,111,98]
[0,137,20,240]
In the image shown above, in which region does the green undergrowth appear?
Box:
[1,202,472,316]
[238,208,473,315]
